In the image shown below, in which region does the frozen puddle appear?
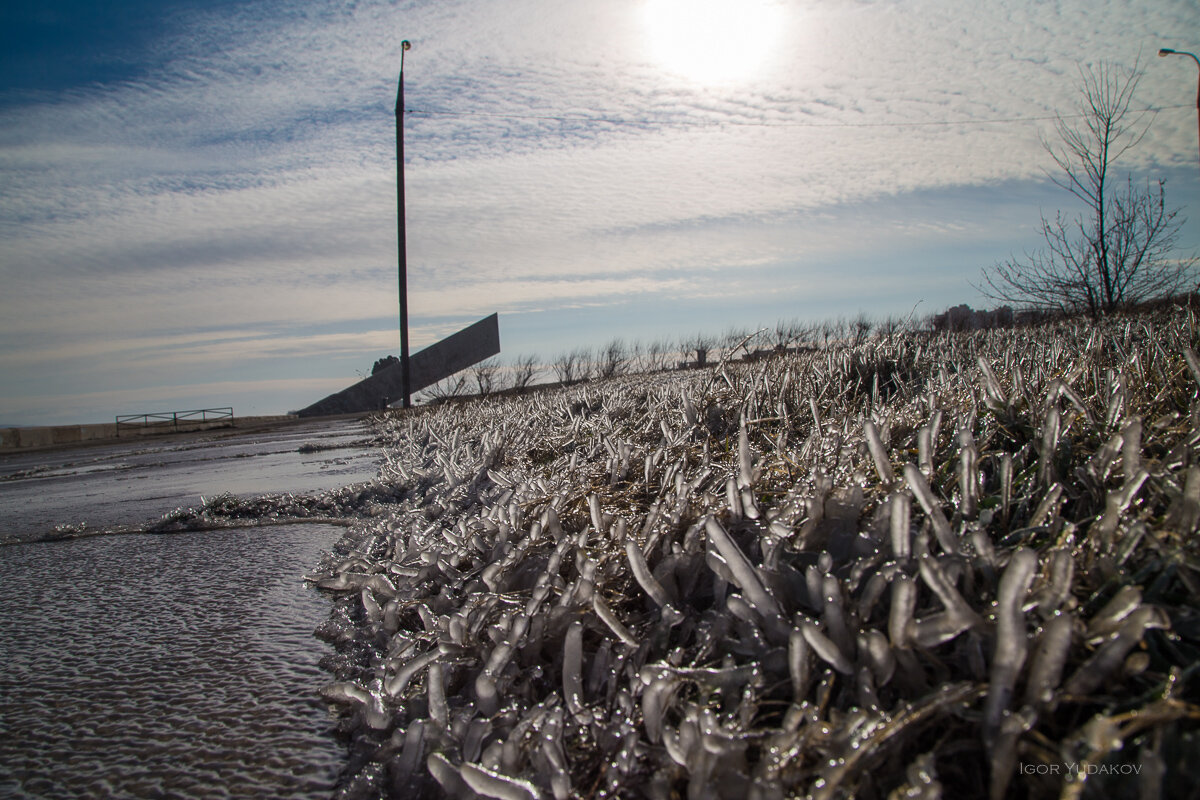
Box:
[0,524,346,799]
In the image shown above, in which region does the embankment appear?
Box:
[0,415,303,454]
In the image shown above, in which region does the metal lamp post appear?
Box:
[1159,47,1200,169]
[396,40,413,408]
[295,38,503,418]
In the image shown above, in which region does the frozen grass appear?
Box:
[308,306,1200,799]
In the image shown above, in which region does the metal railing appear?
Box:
[115,407,234,436]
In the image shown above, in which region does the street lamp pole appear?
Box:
[1159,47,1200,170]
[396,40,412,408]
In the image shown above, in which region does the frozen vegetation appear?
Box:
[301,307,1200,799]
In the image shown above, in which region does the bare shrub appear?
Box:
[819,319,842,349]
[471,357,500,396]
[625,340,644,374]
[644,339,671,372]
[877,315,904,342]
[719,327,752,359]
[508,354,539,392]
[551,348,592,384]
[419,373,469,404]
[849,314,874,347]
[772,319,798,350]
[597,339,628,379]
[573,347,594,381]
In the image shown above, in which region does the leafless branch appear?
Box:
[980,60,1196,315]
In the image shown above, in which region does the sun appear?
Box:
[641,0,783,84]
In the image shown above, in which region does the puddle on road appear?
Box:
[0,524,348,799]
[0,419,380,540]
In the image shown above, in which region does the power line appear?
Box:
[404,104,1188,130]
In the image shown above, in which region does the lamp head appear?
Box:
[402,40,412,51]
[1158,48,1175,57]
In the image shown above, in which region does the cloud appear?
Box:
[2,0,1198,424]
[0,326,401,372]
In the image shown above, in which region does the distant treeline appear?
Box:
[392,292,1200,404]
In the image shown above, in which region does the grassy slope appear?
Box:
[313,307,1200,800]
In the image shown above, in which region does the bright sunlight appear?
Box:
[641,0,784,84]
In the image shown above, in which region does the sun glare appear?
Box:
[642,0,783,84]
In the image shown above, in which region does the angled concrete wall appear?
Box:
[299,313,500,417]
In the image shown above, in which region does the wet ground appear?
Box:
[0,418,382,798]
[0,523,347,799]
[0,417,379,541]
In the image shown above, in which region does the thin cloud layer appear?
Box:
[1,0,1197,424]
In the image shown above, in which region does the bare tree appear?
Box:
[849,314,874,347]
[819,319,842,349]
[877,315,903,342]
[979,61,1195,316]
[683,333,713,367]
[597,339,628,379]
[772,319,799,351]
[551,349,583,384]
[509,354,539,391]
[791,322,819,349]
[573,347,594,381]
[470,357,500,396]
[419,373,469,404]
[644,339,670,372]
[626,340,644,374]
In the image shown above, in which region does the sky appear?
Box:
[1,0,1198,426]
